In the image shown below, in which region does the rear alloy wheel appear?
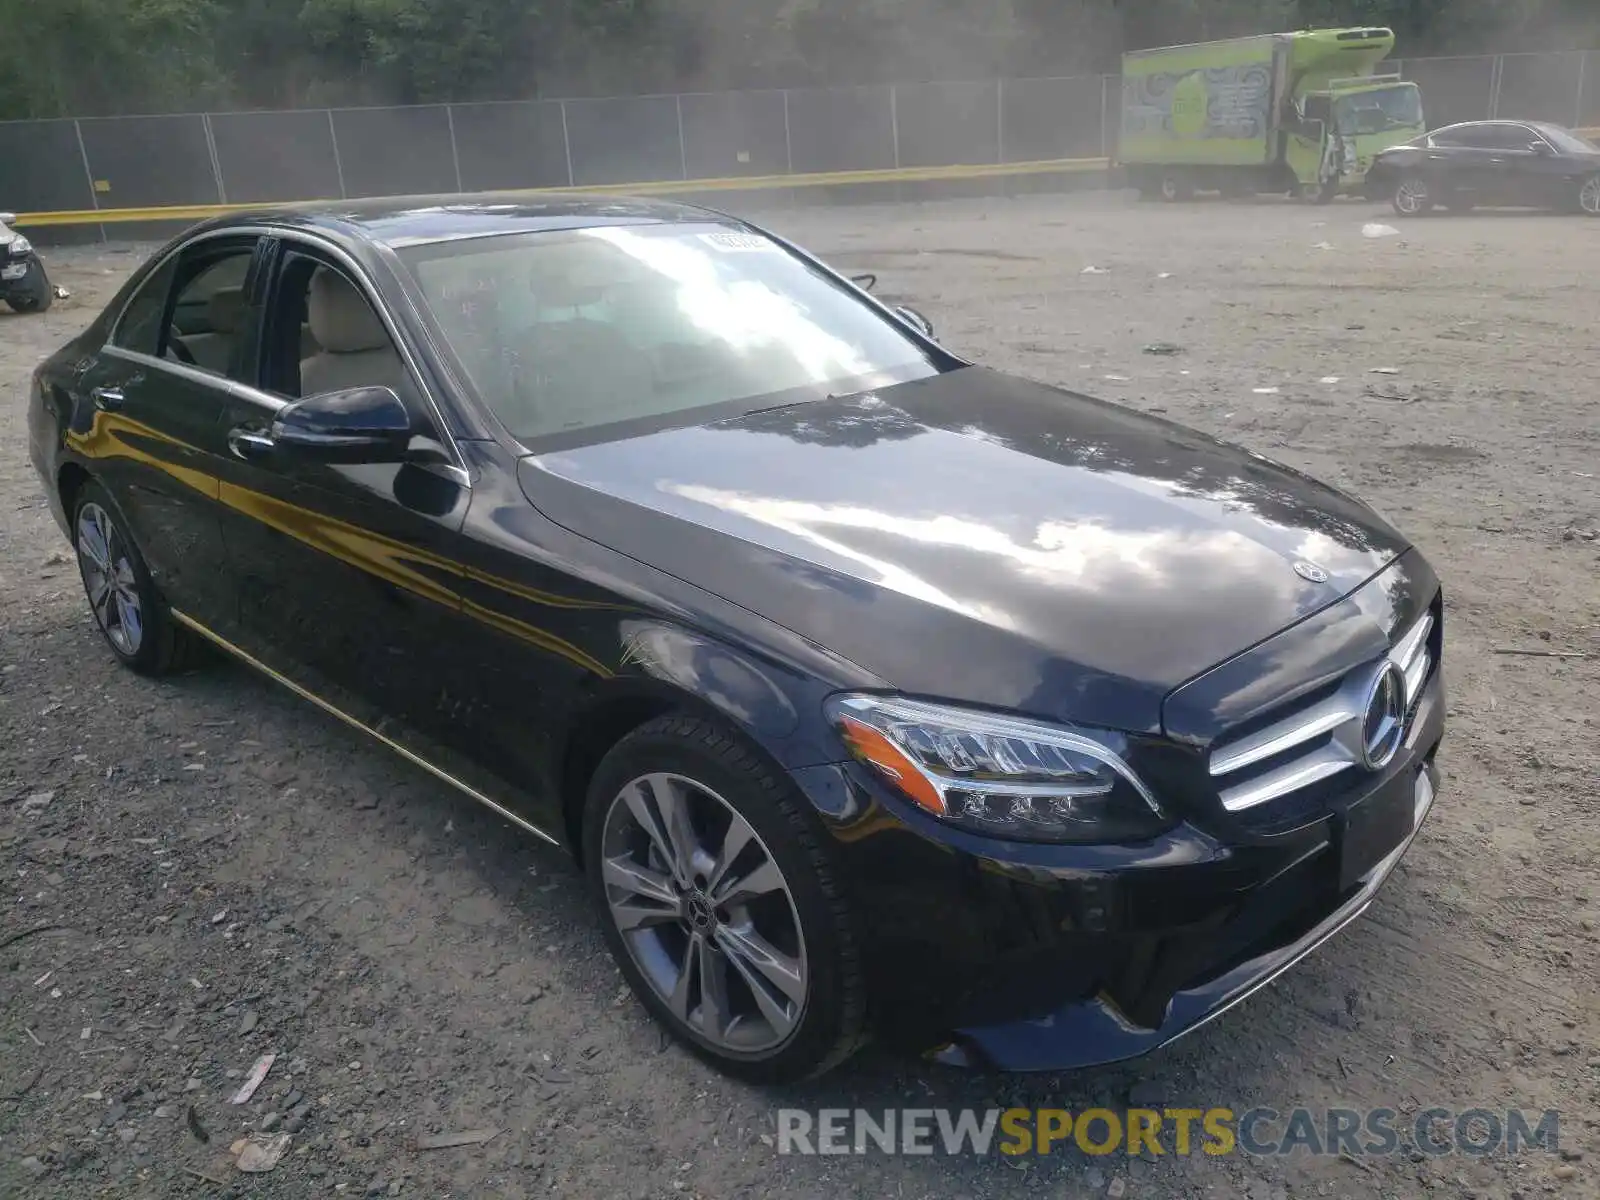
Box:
[73,481,204,675]
[1579,175,1600,216]
[584,715,865,1083]
[1392,176,1433,217]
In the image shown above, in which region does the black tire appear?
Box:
[582,713,866,1083]
[71,480,206,675]
[5,262,52,313]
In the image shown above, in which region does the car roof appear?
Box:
[197,192,735,249]
[1433,118,1571,134]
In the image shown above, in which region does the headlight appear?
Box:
[825,694,1168,844]
[9,236,31,256]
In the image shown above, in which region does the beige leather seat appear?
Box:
[184,285,245,374]
[298,268,408,398]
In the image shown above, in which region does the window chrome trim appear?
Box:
[263,225,467,472]
[103,222,467,473]
[107,226,262,351]
[101,344,291,412]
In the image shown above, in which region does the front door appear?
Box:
[212,240,474,755]
[70,234,267,632]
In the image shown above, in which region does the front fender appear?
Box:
[613,618,801,741]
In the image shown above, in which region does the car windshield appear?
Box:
[1334,85,1423,136]
[397,223,943,444]
[1535,125,1599,154]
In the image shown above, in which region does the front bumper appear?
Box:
[796,661,1445,1072]
[934,760,1437,1070]
[1,254,44,297]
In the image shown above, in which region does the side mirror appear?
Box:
[849,273,878,292]
[271,385,412,464]
[1530,140,1555,156]
[895,305,935,340]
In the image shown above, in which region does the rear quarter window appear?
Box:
[111,254,179,356]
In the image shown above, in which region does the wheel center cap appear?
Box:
[684,892,716,932]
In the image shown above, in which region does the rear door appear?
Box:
[211,235,475,753]
[71,233,267,633]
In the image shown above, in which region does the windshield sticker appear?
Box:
[697,231,777,253]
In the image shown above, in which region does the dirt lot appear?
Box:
[1,193,1597,1200]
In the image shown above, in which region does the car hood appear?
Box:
[516,367,1409,733]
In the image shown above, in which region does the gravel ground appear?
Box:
[1,193,1597,1199]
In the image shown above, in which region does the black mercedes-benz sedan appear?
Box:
[27,196,1444,1082]
[1367,119,1600,216]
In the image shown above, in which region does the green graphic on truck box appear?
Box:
[1118,27,1425,199]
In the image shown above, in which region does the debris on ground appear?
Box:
[1313,241,1336,250]
[1080,265,1108,274]
[1252,386,1280,394]
[416,1128,501,1151]
[234,1131,291,1172]
[1142,342,1184,355]
[1320,376,1342,384]
[229,1052,276,1104]
[1370,367,1402,375]
[1362,223,1401,239]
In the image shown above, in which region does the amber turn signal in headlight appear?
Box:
[826,694,1169,844]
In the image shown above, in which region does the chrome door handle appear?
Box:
[228,426,275,459]
[90,386,124,411]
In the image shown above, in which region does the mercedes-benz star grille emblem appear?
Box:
[1360,662,1408,770]
[1293,560,1330,584]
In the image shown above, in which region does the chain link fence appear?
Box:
[4,51,1598,232]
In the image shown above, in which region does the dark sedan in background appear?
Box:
[1368,119,1600,216]
[28,195,1444,1082]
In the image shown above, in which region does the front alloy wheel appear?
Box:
[1393,176,1433,217]
[583,714,865,1083]
[1579,175,1600,217]
[601,772,806,1053]
[1159,172,1193,203]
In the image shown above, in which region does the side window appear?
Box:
[110,254,179,355]
[166,245,259,378]
[1430,128,1467,148]
[1478,124,1533,151]
[263,250,413,407]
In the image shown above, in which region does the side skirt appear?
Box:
[170,608,563,848]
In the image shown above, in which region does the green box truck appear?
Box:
[1118,27,1426,202]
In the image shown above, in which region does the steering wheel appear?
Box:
[166,327,197,366]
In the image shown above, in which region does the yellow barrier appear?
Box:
[17,156,1110,228]
[18,130,1600,228]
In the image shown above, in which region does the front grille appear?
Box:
[1207,605,1436,814]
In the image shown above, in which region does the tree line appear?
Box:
[2,0,1596,121]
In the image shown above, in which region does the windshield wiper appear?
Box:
[740,396,831,418]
